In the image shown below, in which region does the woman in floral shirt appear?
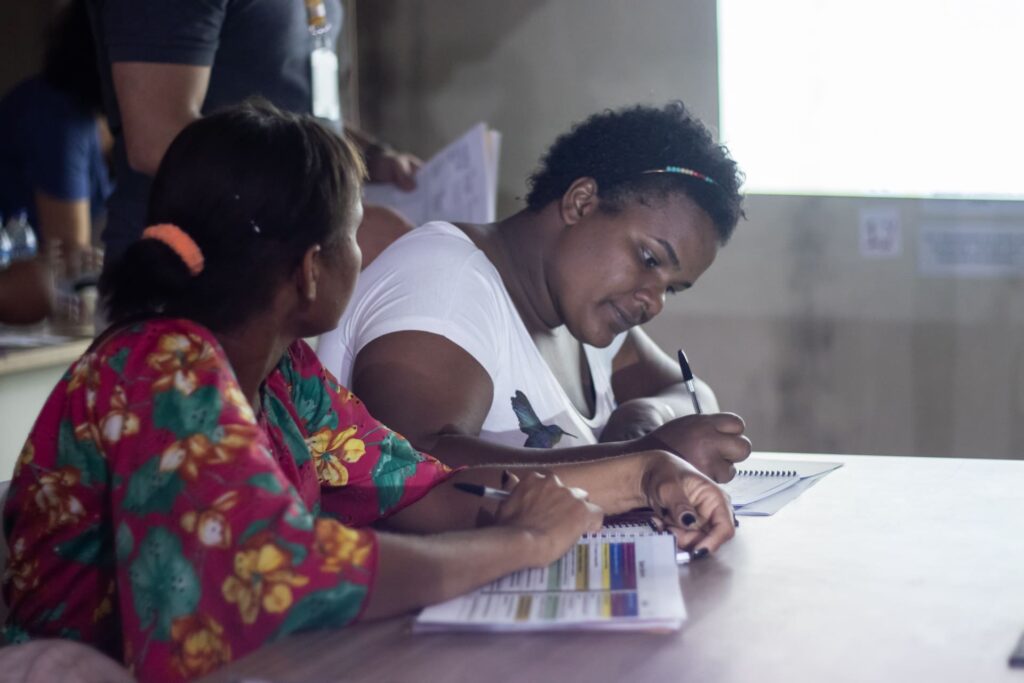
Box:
[2,101,737,683]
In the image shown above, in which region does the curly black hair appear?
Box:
[525,102,744,243]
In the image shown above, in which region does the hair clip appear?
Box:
[142,223,205,276]
[642,165,719,186]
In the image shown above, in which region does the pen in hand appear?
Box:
[677,348,703,415]
[453,482,511,500]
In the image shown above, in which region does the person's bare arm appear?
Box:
[344,126,422,191]
[33,191,90,252]
[370,458,733,620]
[601,327,720,441]
[352,328,748,483]
[362,472,604,619]
[381,450,737,557]
[111,62,210,176]
[351,331,643,467]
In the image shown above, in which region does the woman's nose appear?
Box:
[635,283,666,322]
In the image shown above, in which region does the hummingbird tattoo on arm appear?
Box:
[510,390,576,448]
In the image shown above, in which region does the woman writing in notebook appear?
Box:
[3,101,736,683]
[319,102,751,483]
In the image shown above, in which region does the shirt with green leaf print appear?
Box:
[2,318,453,682]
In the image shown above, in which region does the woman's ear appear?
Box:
[297,244,323,303]
[559,177,600,226]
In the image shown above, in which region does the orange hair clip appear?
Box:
[141,223,205,276]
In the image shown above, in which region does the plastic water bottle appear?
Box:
[0,217,12,269]
[5,211,38,261]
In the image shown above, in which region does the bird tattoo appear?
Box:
[510,390,576,448]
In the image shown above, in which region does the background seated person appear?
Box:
[2,101,736,683]
[0,0,112,256]
[317,102,749,482]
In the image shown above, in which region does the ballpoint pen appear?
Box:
[453,482,511,500]
[677,348,703,415]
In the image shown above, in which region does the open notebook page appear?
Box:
[414,525,685,633]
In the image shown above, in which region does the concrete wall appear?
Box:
[357,0,1024,459]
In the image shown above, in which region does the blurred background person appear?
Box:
[86,0,419,271]
[0,0,112,257]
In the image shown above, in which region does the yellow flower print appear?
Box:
[147,332,219,395]
[74,421,102,447]
[29,468,85,529]
[66,357,100,394]
[3,537,39,595]
[159,425,257,480]
[99,386,140,444]
[170,613,233,677]
[223,384,256,423]
[181,491,238,549]
[314,519,372,573]
[306,426,365,487]
[221,536,309,624]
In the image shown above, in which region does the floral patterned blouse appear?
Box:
[2,318,453,682]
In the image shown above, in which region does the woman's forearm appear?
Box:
[425,431,640,468]
[361,525,535,620]
[382,454,651,535]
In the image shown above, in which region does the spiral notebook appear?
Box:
[414,524,685,633]
[724,457,843,514]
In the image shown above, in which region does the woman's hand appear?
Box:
[366,147,422,191]
[494,471,605,567]
[600,397,674,442]
[641,451,736,554]
[640,413,751,483]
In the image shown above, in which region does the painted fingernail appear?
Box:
[681,512,697,527]
[501,470,510,487]
[733,516,740,528]
[692,547,709,560]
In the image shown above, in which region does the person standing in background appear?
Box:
[85,0,420,270]
[0,0,112,255]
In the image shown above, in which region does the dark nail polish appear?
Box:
[733,516,740,528]
[682,512,697,527]
[692,547,709,560]
[501,470,510,487]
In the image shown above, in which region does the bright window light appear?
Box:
[717,0,1024,199]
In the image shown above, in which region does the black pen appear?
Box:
[453,482,511,500]
[677,348,703,415]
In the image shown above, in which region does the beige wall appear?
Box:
[357,0,1024,459]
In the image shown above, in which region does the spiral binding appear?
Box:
[582,523,671,540]
[737,468,798,478]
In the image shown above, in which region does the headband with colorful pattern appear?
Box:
[642,165,719,186]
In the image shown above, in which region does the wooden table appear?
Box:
[200,453,1024,683]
